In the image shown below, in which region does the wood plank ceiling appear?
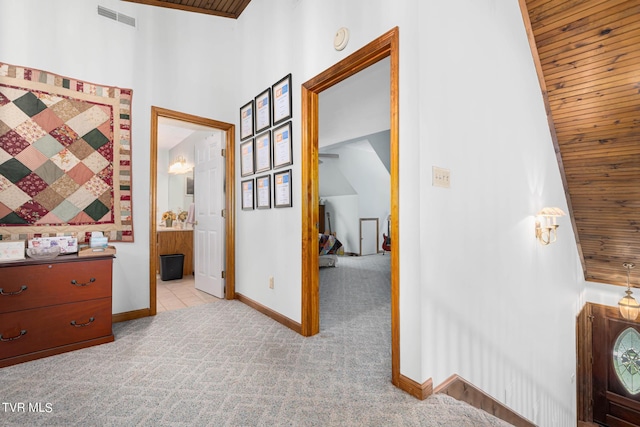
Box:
[521,0,640,286]
[121,0,252,19]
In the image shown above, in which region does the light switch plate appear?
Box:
[432,166,451,188]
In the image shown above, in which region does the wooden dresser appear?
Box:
[0,255,114,368]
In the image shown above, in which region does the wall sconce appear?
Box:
[168,156,192,174]
[619,262,639,321]
[535,207,566,245]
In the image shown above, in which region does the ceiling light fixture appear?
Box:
[168,156,191,174]
[619,262,639,321]
[535,207,566,245]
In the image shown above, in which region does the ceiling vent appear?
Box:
[97,5,136,28]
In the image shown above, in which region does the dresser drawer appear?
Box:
[0,298,112,360]
[0,259,112,313]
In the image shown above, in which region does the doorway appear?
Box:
[149,106,236,316]
[300,27,401,388]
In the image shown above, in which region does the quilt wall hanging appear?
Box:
[0,63,133,242]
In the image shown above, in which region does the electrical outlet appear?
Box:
[432,166,451,188]
[269,277,274,289]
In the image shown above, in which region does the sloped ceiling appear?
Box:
[121,0,252,18]
[520,0,640,286]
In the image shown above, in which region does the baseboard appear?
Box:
[398,374,433,400]
[235,293,302,334]
[434,374,535,427]
[112,308,151,323]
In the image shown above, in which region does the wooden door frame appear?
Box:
[149,106,236,315]
[300,27,401,387]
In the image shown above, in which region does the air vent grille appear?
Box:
[97,5,136,28]
[97,5,117,20]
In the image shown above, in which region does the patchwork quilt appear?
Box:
[0,63,133,242]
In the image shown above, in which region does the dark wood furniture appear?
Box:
[0,254,114,368]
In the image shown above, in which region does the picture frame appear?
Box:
[240,139,255,177]
[274,169,292,208]
[272,73,292,126]
[241,179,254,210]
[185,175,194,196]
[256,175,271,209]
[240,100,254,141]
[272,121,292,169]
[254,88,271,133]
[254,130,272,173]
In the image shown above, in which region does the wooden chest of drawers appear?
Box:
[0,255,114,368]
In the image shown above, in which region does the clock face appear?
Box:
[334,27,349,51]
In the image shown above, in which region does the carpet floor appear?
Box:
[0,254,512,426]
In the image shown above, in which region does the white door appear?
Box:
[360,218,378,256]
[194,131,225,298]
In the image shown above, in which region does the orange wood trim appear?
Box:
[300,84,319,337]
[434,374,535,427]
[235,293,302,335]
[112,308,151,323]
[576,302,593,423]
[517,0,586,277]
[149,106,236,316]
[149,108,159,316]
[398,375,433,400]
[300,26,401,387]
[121,0,239,19]
[225,125,236,299]
[389,26,400,388]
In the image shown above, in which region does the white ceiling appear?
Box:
[157,117,216,150]
[319,57,390,149]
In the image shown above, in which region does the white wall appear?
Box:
[321,196,359,253]
[3,0,628,424]
[0,0,236,314]
[320,142,390,254]
[419,1,583,425]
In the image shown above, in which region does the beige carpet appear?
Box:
[0,255,512,426]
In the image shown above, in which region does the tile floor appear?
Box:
[156,274,220,313]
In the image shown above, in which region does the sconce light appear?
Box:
[168,156,192,174]
[535,207,566,245]
[619,262,639,321]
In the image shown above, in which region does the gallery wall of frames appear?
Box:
[239,74,293,211]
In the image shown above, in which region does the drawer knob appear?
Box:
[0,285,28,296]
[0,330,27,342]
[70,317,95,327]
[70,278,96,287]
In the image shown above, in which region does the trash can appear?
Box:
[160,254,184,281]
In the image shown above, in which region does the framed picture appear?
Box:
[274,169,292,208]
[241,179,254,210]
[272,121,292,169]
[254,88,271,133]
[256,175,271,209]
[240,139,255,177]
[185,176,194,196]
[240,100,254,140]
[254,130,272,173]
[272,73,292,126]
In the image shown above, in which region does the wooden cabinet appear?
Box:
[0,255,114,368]
[157,230,193,276]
